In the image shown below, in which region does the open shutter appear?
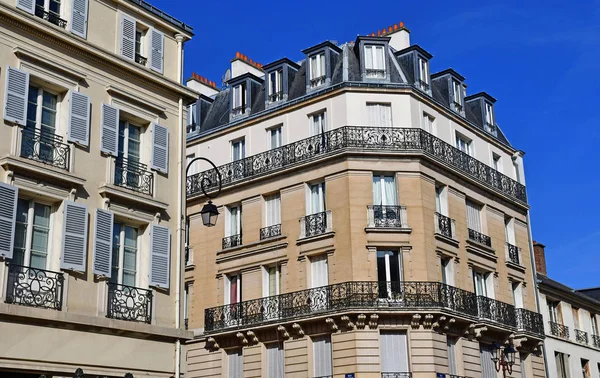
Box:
[149,28,164,73]
[151,123,169,173]
[70,0,89,38]
[0,183,18,259]
[16,0,35,14]
[61,201,89,271]
[3,67,30,125]
[150,224,170,288]
[67,90,90,146]
[92,209,113,277]
[119,14,135,60]
[100,103,119,156]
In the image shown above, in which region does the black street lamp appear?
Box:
[492,342,516,377]
[185,157,222,227]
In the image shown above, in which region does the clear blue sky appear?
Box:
[153,0,600,288]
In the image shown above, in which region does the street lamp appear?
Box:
[492,342,516,377]
[186,156,223,227]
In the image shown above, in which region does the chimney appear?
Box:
[371,22,410,52]
[231,52,264,80]
[186,73,219,98]
[533,241,547,275]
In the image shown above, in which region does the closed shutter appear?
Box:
[447,337,457,375]
[265,194,281,226]
[150,123,169,173]
[380,331,409,373]
[466,199,482,231]
[100,103,119,155]
[149,28,164,73]
[92,209,113,276]
[3,67,30,125]
[0,182,18,259]
[67,90,90,146]
[119,14,136,60]
[16,0,35,14]
[267,343,284,378]
[150,224,170,288]
[313,335,332,376]
[228,349,243,378]
[70,0,89,38]
[480,345,496,378]
[61,201,89,271]
[311,255,328,288]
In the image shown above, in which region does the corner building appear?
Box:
[185,24,546,378]
[0,0,197,376]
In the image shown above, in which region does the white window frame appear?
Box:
[435,185,448,216]
[592,315,599,336]
[231,139,245,161]
[547,300,561,323]
[26,85,61,137]
[309,53,326,87]
[262,264,281,297]
[111,221,140,287]
[512,281,523,308]
[505,217,515,244]
[447,336,458,375]
[310,254,328,288]
[224,273,241,305]
[307,182,326,215]
[232,83,246,113]
[452,80,462,105]
[117,120,142,162]
[367,103,392,127]
[134,25,146,58]
[264,194,281,227]
[455,132,472,155]
[422,112,435,134]
[555,352,570,378]
[269,69,283,100]
[225,205,242,237]
[492,153,501,172]
[418,56,429,84]
[13,198,54,270]
[485,102,494,125]
[309,111,327,136]
[377,249,403,283]
[36,0,62,18]
[441,257,453,285]
[372,174,397,206]
[364,45,386,78]
[466,199,482,232]
[268,126,282,149]
[473,271,493,298]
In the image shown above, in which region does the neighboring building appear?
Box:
[184,24,546,378]
[535,242,600,378]
[0,0,197,376]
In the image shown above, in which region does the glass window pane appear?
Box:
[124,226,138,248]
[33,203,51,228]
[41,108,56,129]
[389,252,401,282]
[123,248,137,271]
[42,91,57,110]
[122,271,135,287]
[30,252,47,270]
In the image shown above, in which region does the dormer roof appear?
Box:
[394,44,433,59]
[465,91,497,103]
[431,68,465,82]
[226,72,264,85]
[301,41,342,55]
[262,57,301,71]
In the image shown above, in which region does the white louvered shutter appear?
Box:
[3,67,30,125]
[313,335,332,376]
[92,209,113,277]
[0,183,18,259]
[70,0,88,38]
[149,28,164,73]
[120,15,136,60]
[151,123,169,173]
[16,0,35,14]
[67,91,90,146]
[380,331,409,373]
[228,349,243,378]
[267,343,284,378]
[150,224,170,288]
[100,103,119,156]
[466,199,482,231]
[61,201,89,271]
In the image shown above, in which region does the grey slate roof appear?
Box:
[578,288,600,301]
[538,273,600,307]
[126,0,193,34]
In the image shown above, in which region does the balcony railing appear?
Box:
[4,262,64,310]
[35,7,67,28]
[382,373,412,378]
[468,229,492,248]
[106,282,152,324]
[222,234,242,249]
[300,210,332,238]
[484,123,498,137]
[592,334,600,348]
[477,296,517,328]
[20,128,70,171]
[135,53,148,65]
[506,243,521,265]
[575,329,588,344]
[452,102,463,113]
[516,308,545,336]
[310,75,326,87]
[549,321,569,339]
[367,205,408,228]
[418,80,430,92]
[114,158,154,196]
[268,91,284,102]
[435,212,455,239]
[231,106,245,117]
[366,69,386,78]
[260,224,282,240]
[187,127,527,204]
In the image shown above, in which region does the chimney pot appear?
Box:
[400,21,404,28]
[394,24,398,30]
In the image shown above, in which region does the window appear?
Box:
[268,126,282,149]
[485,102,494,125]
[505,217,515,244]
[309,53,326,87]
[309,112,326,136]
[312,335,332,377]
[310,255,328,288]
[441,258,452,285]
[473,271,490,297]
[455,133,472,155]
[452,80,462,106]
[265,194,281,227]
[555,352,570,378]
[227,349,243,378]
[372,175,397,206]
[480,345,497,378]
[365,45,386,78]
[308,182,326,215]
[186,154,197,177]
[512,282,523,308]
[13,199,52,269]
[380,331,409,374]
[582,359,590,378]
[35,0,62,21]
[187,102,198,128]
[231,139,245,161]
[225,274,241,305]
[573,307,581,329]
[368,103,392,127]
[418,57,429,88]
[377,250,402,298]
[269,70,283,102]
[466,199,482,232]
[447,336,457,375]
[514,162,521,183]
[263,265,282,297]
[184,284,190,328]
[592,315,599,336]
[226,205,242,237]
[422,112,435,134]
[267,343,284,378]
[135,27,145,59]
[520,353,529,378]
[547,300,562,324]
[435,185,448,216]
[22,85,59,163]
[110,223,138,287]
[492,153,501,172]
[232,83,246,115]
[118,120,141,163]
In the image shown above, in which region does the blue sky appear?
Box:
[153,0,600,288]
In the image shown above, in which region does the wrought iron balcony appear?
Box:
[268,91,284,102]
[114,158,154,196]
[187,127,527,204]
[310,75,326,87]
[135,53,148,65]
[477,296,517,328]
[592,334,600,348]
[468,229,492,248]
[506,243,521,265]
[106,282,152,324]
[418,80,430,92]
[452,102,463,113]
[382,373,412,378]
[549,321,569,339]
[367,205,408,228]
[435,212,455,239]
[260,224,282,240]
[222,234,242,249]
[35,7,67,28]
[20,128,70,171]
[516,308,544,335]
[231,106,245,117]
[366,69,386,78]
[4,262,64,310]
[300,210,332,238]
[484,123,498,136]
[576,329,588,344]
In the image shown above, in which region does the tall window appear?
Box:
[435,185,448,215]
[225,274,241,305]
[492,153,501,172]
[466,199,482,232]
[268,126,282,149]
[452,80,462,106]
[520,353,529,378]
[368,103,392,126]
[265,194,281,227]
[441,258,452,285]
[310,255,328,288]
[308,182,326,215]
[447,336,457,375]
[364,45,386,78]
[187,102,198,129]
[512,282,523,308]
[118,121,141,163]
[111,223,138,287]
[186,154,197,177]
[572,307,580,329]
[582,359,590,378]
[267,343,284,378]
[135,27,145,58]
[372,175,397,206]
[226,205,242,236]
[547,300,562,324]
[263,265,281,297]
[473,271,490,297]
[184,284,190,327]
[309,53,326,87]
[309,112,326,136]
[555,352,569,378]
[231,139,245,161]
[23,85,59,162]
[232,83,246,115]
[505,217,515,244]
[485,102,494,125]
[35,0,61,18]
[418,57,429,87]
[592,315,599,336]
[422,112,435,134]
[455,133,472,155]
[380,331,409,374]
[13,199,51,269]
[269,70,283,101]
[227,349,243,378]
[377,250,402,298]
[480,345,497,378]
[312,335,332,377]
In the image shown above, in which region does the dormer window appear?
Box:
[365,45,386,78]
[484,102,497,135]
[452,80,462,111]
[232,83,246,116]
[309,53,326,88]
[418,57,429,91]
[269,69,283,102]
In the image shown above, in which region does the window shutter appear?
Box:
[92,209,113,277]
[67,90,90,146]
[61,201,89,272]
[16,0,35,14]
[150,224,170,288]
[100,103,119,156]
[151,123,169,173]
[70,0,88,38]
[149,28,164,73]
[3,66,30,125]
[466,199,482,231]
[0,182,18,259]
[119,14,136,61]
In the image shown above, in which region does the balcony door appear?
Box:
[377,250,402,299]
[262,265,281,297]
[308,183,326,215]
[265,194,281,227]
[22,85,59,163]
[373,175,397,206]
[380,331,409,374]
[226,205,242,237]
[466,199,482,232]
[547,300,562,324]
[512,282,523,308]
[225,274,241,305]
[110,222,138,287]
[313,335,333,378]
[310,255,328,288]
[435,185,448,216]
[473,271,492,298]
[13,199,52,270]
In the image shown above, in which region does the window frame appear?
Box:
[36,0,62,17]
[367,103,392,127]
[418,56,429,84]
[309,52,326,87]
[226,205,242,237]
[455,132,472,155]
[225,273,241,305]
[492,153,501,172]
[268,69,283,100]
[110,221,140,287]
[232,83,247,115]
[310,254,328,288]
[267,126,282,149]
[422,112,435,134]
[231,138,246,162]
[372,174,397,206]
[264,193,281,227]
[309,111,327,136]
[376,249,403,283]
[364,44,386,78]
[13,198,54,270]
[262,264,282,297]
[452,80,462,105]
[26,85,61,137]
[307,182,326,215]
[117,120,143,163]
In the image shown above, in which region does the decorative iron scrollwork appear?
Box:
[20,128,70,171]
[114,158,154,196]
[260,224,282,240]
[222,234,242,249]
[106,282,152,324]
[468,228,492,248]
[5,262,64,310]
[477,295,517,328]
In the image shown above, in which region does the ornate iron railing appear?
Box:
[382,373,412,378]
[268,91,284,102]
[516,308,544,335]
[368,205,408,228]
[576,329,588,344]
[114,158,154,196]
[549,321,569,339]
[222,234,242,249]
[435,212,455,239]
[187,127,527,204]
[452,102,463,113]
[592,334,600,348]
[204,281,480,333]
[106,282,152,324]
[4,262,64,310]
[260,224,282,240]
[35,7,67,28]
[20,128,70,171]
[302,211,328,238]
[506,243,520,264]
[468,229,492,248]
[477,296,517,328]
[485,123,498,136]
[366,69,386,78]
[310,75,326,87]
[231,106,245,116]
[418,80,430,91]
[135,53,148,65]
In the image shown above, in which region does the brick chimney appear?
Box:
[533,241,547,275]
[368,22,411,52]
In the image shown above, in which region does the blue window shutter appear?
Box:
[100,103,119,156]
[0,182,18,259]
[3,66,30,125]
[16,0,35,14]
[150,224,170,288]
[70,0,89,38]
[61,201,89,272]
[67,90,90,146]
[92,209,113,277]
[120,14,136,61]
[149,28,164,74]
[151,123,169,174]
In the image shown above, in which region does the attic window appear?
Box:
[309,53,326,88]
[365,45,385,78]
[452,80,462,111]
[269,69,283,102]
[418,57,429,91]
[232,83,246,116]
[484,102,496,135]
